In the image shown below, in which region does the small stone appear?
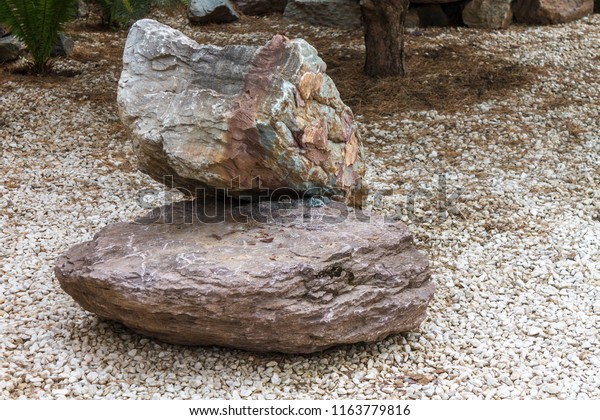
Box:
[528,326,542,336]
[86,372,99,383]
[543,383,561,395]
[239,387,253,397]
[497,385,511,398]
[271,374,281,385]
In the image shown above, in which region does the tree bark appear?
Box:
[361,0,409,77]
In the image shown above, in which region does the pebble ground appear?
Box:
[0,12,598,399]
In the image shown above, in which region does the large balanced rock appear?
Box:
[463,0,513,28]
[55,199,434,354]
[283,0,363,29]
[232,0,288,15]
[118,20,366,205]
[513,0,593,24]
[188,0,240,24]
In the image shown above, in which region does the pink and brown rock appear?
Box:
[55,199,434,354]
[117,19,367,205]
[513,0,594,25]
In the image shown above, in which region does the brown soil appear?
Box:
[0,12,546,121]
[198,14,547,118]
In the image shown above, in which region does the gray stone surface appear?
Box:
[0,36,24,63]
[188,0,240,23]
[55,199,434,354]
[463,0,513,29]
[117,19,367,205]
[284,0,362,28]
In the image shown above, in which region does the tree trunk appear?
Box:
[361,0,409,77]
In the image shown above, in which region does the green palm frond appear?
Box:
[0,0,78,71]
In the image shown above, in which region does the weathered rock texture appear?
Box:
[284,0,363,28]
[55,199,433,354]
[513,0,594,24]
[232,0,288,15]
[188,0,240,24]
[463,0,513,28]
[0,36,24,63]
[118,20,367,205]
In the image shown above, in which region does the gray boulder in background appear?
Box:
[0,36,24,63]
[188,0,240,24]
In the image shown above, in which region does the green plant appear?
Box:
[0,0,78,72]
[87,0,152,27]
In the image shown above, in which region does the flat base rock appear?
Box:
[55,199,434,354]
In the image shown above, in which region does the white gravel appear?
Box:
[1,13,599,399]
